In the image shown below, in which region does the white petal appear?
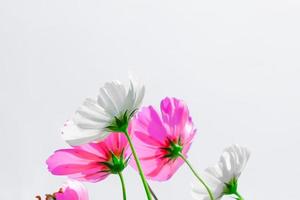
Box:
[191,172,224,200]
[97,87,119,116]
[124,79,135,112]
[73,113,107,129]
[61,120,109,146]
[126,77,145,112]
[74,98,111,122]
[134,81,145,109]
[82,98,109,115]
[218,154,233,183]
[104,81,127,111]
[205,164,223,180]
[213,144,251,184]
[73,98,111,130]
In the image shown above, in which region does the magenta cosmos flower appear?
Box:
[46,132,130,182]
[129,97,196,181]
[36,180,88,200]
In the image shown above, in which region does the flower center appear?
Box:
[162,139,183,160]
[100,150,129,174]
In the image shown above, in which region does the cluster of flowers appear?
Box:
[37,78,250,200]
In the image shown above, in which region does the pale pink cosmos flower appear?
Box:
[56,180,89,200]
[36,180,88,200]
[46,132,129,182]
[129,97,196,181]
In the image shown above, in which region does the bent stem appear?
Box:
[148,183,159,200]
[118,172,127,200]
[179,154,214,200]
[123,129,152,200]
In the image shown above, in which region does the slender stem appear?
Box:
[179,154,214,200]
[123,130,152,200]
[235,191,244,200]
[148,183,159,200]
[118,172,127,200]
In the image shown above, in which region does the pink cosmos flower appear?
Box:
[46,132,130,182]
[36,180,88,200]
[129,97,196,181]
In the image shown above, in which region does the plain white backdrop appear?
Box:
[1,0,300,199]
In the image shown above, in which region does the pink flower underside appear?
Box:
[55,184,89,200]
[129,97,196,181]
[47,132,129,182]
[55,188,79,200]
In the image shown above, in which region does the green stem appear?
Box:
[118,172,126,200]
[179,154,214,200]
[234,191,244,200]
[123,130,152,200]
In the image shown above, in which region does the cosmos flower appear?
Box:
[35,180,88,200]
[129,97,196,181]
[46,132,130,182]
[62,78,145,146]
[191,144,251,200]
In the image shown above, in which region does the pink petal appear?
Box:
[76,142,109,159]
[134,131,164,146]
[79,172,109,183]
[56,180,89,200]
[130,106,168,144]
[56,149,103,161]
[105,132,128,156]
[46,150,103,173]
[145,158,184,181]
[56,188,79,200]
[50,163,100,175]
[160,97,190,136]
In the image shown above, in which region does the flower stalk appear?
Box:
[106,110,152,200]
[179,154,214,200]
[118,172,127,200]
[123,129,152,200]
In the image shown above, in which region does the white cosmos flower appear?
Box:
[191,144,250,200]
[62,78,145,146]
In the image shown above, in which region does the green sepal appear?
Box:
[100,149,129,174]
[223,177,238,195]
[105,109,137,132]
[162,138,183,160]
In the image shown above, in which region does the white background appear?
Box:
[1,0,300,199]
